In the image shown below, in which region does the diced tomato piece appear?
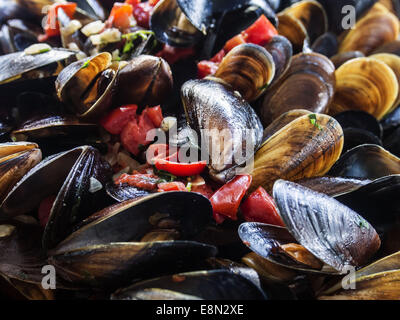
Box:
[100,105,138,135]
[224,33,247,52]
[154,159,207,177]
[192,183,214,199]
[210,49,226,63]
[38,195,57,228]
[42,2,77,39]
[209,174,252,223]
[115,173,159,190]
[240,186,285,227]
[158,181,187,192]
[124,0,141,6]
[244,14,277,47]
[106,2,134,29]
[138,110,157,144]
[120,120,144,155]
[146,143,169,164]
[143,105,163,127]
[133,2,153,28]
[148,0,161,6]
[197,60,219,79]
[157,44,196,65]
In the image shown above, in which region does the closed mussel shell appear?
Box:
[330,51,365,69]
[329,57,398,120]
[260,52,335,126]
[214,43,275,102]
[251,113,343,193]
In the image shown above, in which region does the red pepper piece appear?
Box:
[240,186,285,227]
[154,159,207,177]
[209,174,252,222]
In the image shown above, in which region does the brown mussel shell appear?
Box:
[330,51,365,69]
[251,113,343,193]
[214,43,275,102]
[0,142,41,203]
[115,55,173,108]
[329,57,398,120]
[260,52,335,126]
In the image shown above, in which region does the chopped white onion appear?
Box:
[24,43,52,55]
[90,28,121,45]
[161,117,177,132]
[61,19,82,36]
[0,224,16,238]
[81,20,105,37]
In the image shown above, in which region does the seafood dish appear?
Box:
[1,0,400,301]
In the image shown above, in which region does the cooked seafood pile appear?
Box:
[1,0,400,300]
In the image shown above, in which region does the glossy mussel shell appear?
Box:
[250,113,343,193]
[239,180,381,274]
[214,43,275,102]
[338,3,399,55]
[55,52,118,119]
[48,192,216,287]
[0,48,75,84]
[111,270,267,300]
[260,52,335,126]
[329,57,398,120]
[0,142,41,204]
[181,79,263,182]
[0,145,112,250]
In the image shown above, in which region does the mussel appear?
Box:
[251,114,343,193]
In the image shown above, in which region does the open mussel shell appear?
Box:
[338,3,399,55]
[150,0,203,47]
[276,11,308,53]
[0,48,75,84]
[0,145,112,250]
[330,51,365,69]
[296,176,372,197]
[260,52,335,126]
[263,35,293,85]
[0,142,41,203]
[319,251,400,300]
[329,57,399,120]
[181,79,263,183]
[328,144,400,180]
[55,52,119,120]
[278,0,328,45]
[251,113,343,193]
[0,19,42,54]
[111,270,267,300]
[48,192,216,287]
[335,174,400,234]
[214,43,275,102]
[334,110,383,139]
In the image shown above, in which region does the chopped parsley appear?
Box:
[186,182,192,192]
[81,59,91,69]
[39,48,50,54]
[358,218,370,230]
[154,167,177,182]
[121,30,156,55]
[308,114,323,130]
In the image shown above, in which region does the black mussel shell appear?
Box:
[334,110,383,139]
[311,32,338,57]
[105,183,151,202]
[381,106,400,136]
[383,126,400,157]
[328,144,400,180]
[111,270,267,300]
[342,128,382,154]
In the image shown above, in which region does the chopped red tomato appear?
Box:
[100,104,138,135]
[209,174,252,223]
[143,105,163,127]
[192,183,214,199]
[115,173,159,191]
[197,60,220,79]
[244,14,278,47]
[40,2,77,40]
[38,195,57,228]
[154,159,207,177]
[157,44,196,65]
[148,0,161,5]
[210,49,226,63]
[120,121,144,155]
[157,181,187,192]
[106,3,134,29]
[224,33,247,52]
[124,0,141,6]
[240,186,285,227]
[133,1,153,28]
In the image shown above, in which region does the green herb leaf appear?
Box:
[186,182,192,192]
[154,167,177,182]
[308,114,323,130]
[358,218,370,229]
[81,59,90,69]
[39,48,50,53]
